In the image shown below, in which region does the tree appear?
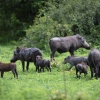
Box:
[0,0,45,42]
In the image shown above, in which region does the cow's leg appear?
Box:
[21,61,25,72]
[36,66,38,72]
[69,47,74,56]
[50,49,57,61]
[15,69,18,79]
[46,67,48,71]
[12,70,16,78]
[1,71,4,78]
[95,67,99,79]
[45,66,49,72]
[26,61,29,71]
[90,68,94,79]
[48,63,51,72]
[34,62,38,72]
[98,67,100,77]
[48,65,51,72]
[36,65,40,72]
[76,69,78,78]
[49,67,51,72]
[68,64,73,71]
[79,72,81,79]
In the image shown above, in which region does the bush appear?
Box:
[22,0,100,50]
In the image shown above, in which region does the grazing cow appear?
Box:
[76,62,88,78]
[0,62,18,78]
[11,47,42,72]
[88,49,100,79]
[36,55,51,72]
[49,34,90,61]
[63,56,88,70]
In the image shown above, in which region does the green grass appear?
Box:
[0,45,100,100]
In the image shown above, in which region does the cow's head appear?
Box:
[36,55,42,62]
[31,48,42,60]
[76,34,90,49]
[63,56,71,64]
[10,47,21,62]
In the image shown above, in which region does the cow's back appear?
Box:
[0,63,14,71]
[88,49,100,68]
[49,35,79,51]
[69,56,87,65]
[20,48,42,62]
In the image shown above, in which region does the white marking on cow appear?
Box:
[51,37,60,41]
[84,41,90,47]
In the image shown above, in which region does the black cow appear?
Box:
[36,55,51,72]
[49,34,90,61]
[11,47,42,72]
[76,62,88,79]
[88,49,100,79]
[63,56,88,71]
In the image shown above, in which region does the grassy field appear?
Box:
[0,44,100,100]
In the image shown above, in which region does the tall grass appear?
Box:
[0,45,100,100]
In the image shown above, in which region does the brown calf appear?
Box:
[0,62,18,78]
[76,62,88,79]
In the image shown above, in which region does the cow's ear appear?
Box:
[32,50,38,54]
[16,47,20,53]
[76,34,82,39]
[40,56,42,59]
[36,56,38,59]
[67,56,70,59]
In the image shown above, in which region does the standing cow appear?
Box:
[49,34,90,61]
[63,56,88,70]
[11,47,42,72]
[88,49,100,79]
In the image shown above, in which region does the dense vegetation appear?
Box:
[24,0,100,49]
[0,0,45,42]
[0,0,100,49]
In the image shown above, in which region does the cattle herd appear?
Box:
[0,34,100,79]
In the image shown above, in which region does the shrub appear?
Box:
[22,0,100,50]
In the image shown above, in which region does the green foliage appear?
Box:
[22,16,57,48]
[49,90,67,100]
[22,15,72,49]
[23,0,100,50]
[0,0,45,42]
[0,0,100,47]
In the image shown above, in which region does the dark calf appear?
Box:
[36,55,51,72]
[76,62,88,79]
[0,62,18,78]
[63,56,88,70]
